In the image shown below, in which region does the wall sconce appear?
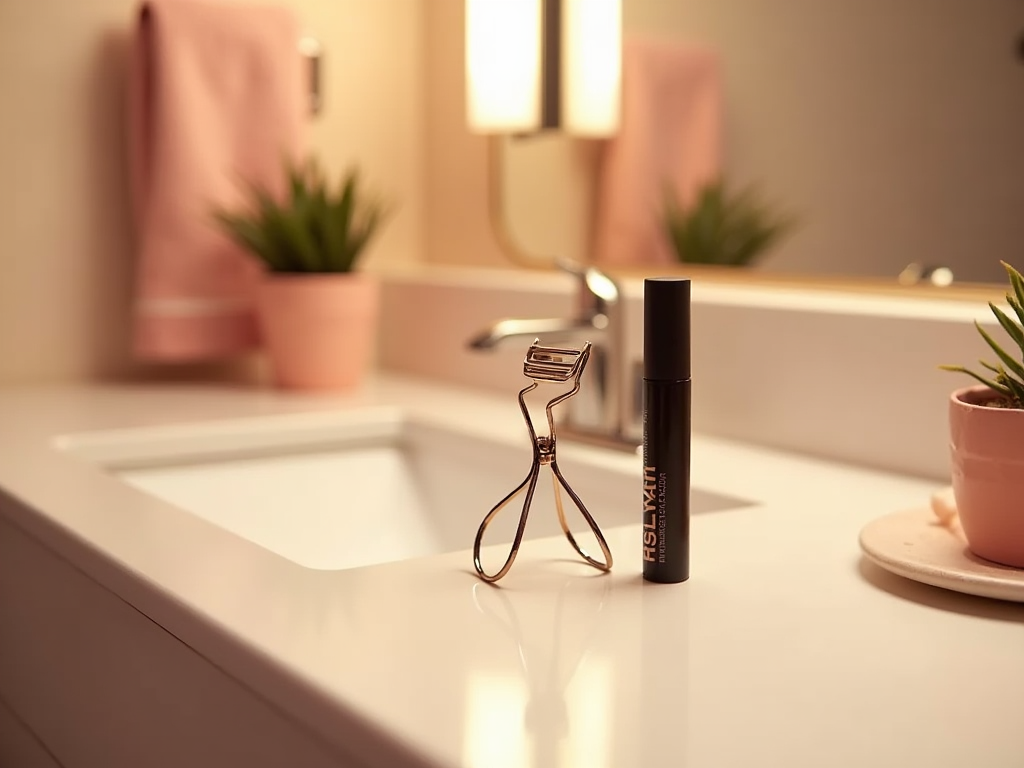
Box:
[465,0,621,137]
[465,0,621,266]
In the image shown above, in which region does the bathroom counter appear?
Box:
[0,377,1021,767]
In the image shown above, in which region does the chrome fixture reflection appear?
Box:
[898,262,955,287]
[298,36,322,116]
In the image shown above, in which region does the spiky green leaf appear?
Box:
[1003,260,1024,308]
[1004,374,1024,405]
[989,302,1024,354]
[211,158,390,274]
[938,365,1013,397]
[941,262,1024,407]
[976,322,1024,382]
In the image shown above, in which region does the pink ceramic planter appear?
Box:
[258,274,379,391]
[949,385,1024,568]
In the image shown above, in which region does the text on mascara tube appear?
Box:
[642,466,667,564]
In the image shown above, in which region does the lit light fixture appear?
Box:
[465,0,621,137]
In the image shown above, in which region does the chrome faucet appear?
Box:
[467,260,638,450]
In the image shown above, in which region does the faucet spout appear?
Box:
[467,317,603,351]
[466,262,638,451]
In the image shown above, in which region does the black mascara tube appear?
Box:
[642,278,691,583]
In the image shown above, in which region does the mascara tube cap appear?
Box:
[644,278,691,381]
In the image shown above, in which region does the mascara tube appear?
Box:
[642,277,691,583]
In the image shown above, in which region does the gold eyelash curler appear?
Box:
[473,340,614,583]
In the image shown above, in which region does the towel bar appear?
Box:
[299,36,322,116]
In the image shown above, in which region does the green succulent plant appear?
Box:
[663,179,793,267]
[214,158,389,274]
[940,261,1024,409]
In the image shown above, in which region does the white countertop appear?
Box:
[0,376,1021,768]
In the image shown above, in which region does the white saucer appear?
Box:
[859,508,1024,603]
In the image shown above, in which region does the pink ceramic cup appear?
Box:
[949,385,1024,568]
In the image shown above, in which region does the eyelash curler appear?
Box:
[472,340,614,583]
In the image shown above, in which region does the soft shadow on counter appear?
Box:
[856,557,1024,624]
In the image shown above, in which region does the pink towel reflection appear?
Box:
[129,0,305,361]
[593,39,722,267]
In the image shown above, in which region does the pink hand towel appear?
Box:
[593,39,722,267]
[129,0,305,361]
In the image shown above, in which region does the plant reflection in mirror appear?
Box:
[662,179,794,267]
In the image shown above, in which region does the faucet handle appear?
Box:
[555,258,620,316]
[554,257,587,279]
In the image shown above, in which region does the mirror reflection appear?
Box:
[500,0,1024,285]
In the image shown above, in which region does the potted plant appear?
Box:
[940,260,1024,568]
[662,179,793,267]
[215,159,389,390]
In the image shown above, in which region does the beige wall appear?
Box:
[422,0,508,270]
[0,0,424,385]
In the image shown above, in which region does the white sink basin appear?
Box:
[58,408,748,571]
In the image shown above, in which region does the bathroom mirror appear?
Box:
[498,0,1024,287]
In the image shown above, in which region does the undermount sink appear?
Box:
[57,408,748,571]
